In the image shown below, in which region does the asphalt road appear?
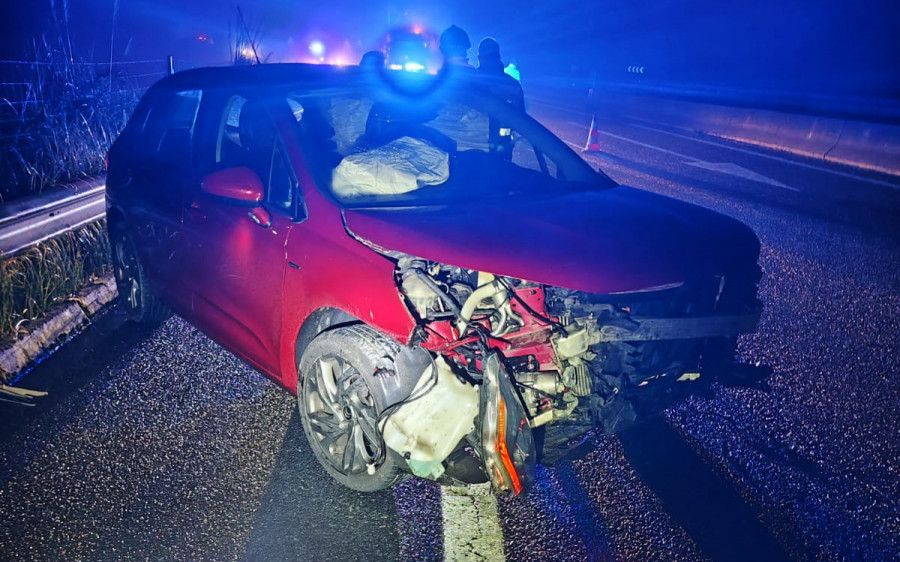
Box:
[0,103,898,561]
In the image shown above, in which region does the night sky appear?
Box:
[2,0,898,96]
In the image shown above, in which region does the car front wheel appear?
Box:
[297,325,407,492]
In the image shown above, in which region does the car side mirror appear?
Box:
[201,167,264,205]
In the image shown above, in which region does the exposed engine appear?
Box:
[381,254,762,494]
[397,256,581,425]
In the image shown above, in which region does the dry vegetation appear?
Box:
[0,221,111,353]
[0,47,139,202]
[0,26,135,381]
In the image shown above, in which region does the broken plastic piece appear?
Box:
[382,357,479,479]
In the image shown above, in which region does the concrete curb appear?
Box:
[0,273,118,382]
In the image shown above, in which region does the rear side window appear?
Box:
[142,89,202,165]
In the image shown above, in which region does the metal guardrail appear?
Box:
[604,83,900,126]
[0,177,106,257]
[531,78,900,125]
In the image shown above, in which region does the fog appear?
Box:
[2,0,897,96]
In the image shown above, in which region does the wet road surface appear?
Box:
[0,100,898,561]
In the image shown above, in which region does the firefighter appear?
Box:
[476,37,524,110]
[439,25,473,68]
[476,37,524,160]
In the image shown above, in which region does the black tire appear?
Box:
[110,228,170,325]
[297,325,407,492]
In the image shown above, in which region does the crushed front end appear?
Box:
[374,254,762,496]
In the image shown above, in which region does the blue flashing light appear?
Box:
[309,40,325,56]
[404,62,425,72]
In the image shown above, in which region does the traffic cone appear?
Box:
[582,115,601,153]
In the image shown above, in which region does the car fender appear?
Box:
[278,188,417,394]
[292,307,361,378]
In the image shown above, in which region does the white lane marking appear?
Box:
[441,483,505,561]
[570,123,698,160]
[628,121,900,190]
[531,98,591,117]
[685,160,800,191]
[566,121,801,192]
[565,139,626,167]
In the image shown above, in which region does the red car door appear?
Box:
[182,94,298,374]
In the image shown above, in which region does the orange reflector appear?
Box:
[496,397,523,495]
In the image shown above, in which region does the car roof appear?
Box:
[147,63,498,103]
[153,63,352,92]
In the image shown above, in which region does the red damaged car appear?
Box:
[106,64,762,495]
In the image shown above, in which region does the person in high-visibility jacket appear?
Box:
[504,60,521,82]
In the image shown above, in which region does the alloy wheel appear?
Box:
[303,355,384,476]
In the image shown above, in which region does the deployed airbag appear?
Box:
[332,136,449,198]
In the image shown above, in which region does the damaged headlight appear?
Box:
[480,353,536,496]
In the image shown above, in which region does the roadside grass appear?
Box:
[0,45,139,202]
[0,220,111,377]
[0,24,147,382]
[0,45,133,382]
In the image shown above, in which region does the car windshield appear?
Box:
[285,71,615,208]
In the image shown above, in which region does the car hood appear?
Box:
[342,186,760,295]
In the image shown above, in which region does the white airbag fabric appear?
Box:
[332,137,449,198]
